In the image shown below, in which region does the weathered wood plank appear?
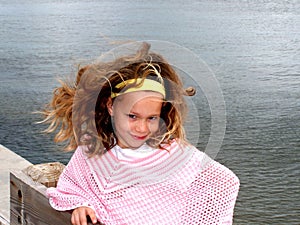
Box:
[10,170,101,225]
[0,144,32,224]
[10,170,72,225]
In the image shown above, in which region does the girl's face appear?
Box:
[107,91,163,149]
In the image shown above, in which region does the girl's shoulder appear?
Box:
[72,145,90,157]
[194,150,240,189]
[64,145,90,168]
[171,141,239,187]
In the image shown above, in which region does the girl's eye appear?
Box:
[128,114,137,119]
[148,116,158,121]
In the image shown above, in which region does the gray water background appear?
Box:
[0,0,299,224]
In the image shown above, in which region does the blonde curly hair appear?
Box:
[40,42,195,156]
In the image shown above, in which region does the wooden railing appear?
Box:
[10,170,72,224]
[10,164,100,225]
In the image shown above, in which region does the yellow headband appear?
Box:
[111,78,166,99]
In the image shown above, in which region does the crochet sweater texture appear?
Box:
[47,140,239,224]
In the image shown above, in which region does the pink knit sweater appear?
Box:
[47,140,239,224]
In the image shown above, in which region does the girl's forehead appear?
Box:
[114,91,163,110]
[116,91,163,103]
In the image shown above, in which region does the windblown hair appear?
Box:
[40,42,195,156]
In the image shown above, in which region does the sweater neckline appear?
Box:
[86,140,196,187]
[108,143,164,164]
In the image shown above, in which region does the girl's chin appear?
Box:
[118,139,147,149]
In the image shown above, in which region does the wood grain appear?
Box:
[10,170,101,225]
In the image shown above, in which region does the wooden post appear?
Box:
[10,170,101,225]
[10,170,72,225]
[0,144,32,224]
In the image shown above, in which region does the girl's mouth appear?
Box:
[132,134,148,140]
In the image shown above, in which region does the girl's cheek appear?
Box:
[128,120,137,131]
[149,121,160,133]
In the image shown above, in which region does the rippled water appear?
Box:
[0,0,299,224]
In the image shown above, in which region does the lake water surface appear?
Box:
[0,0,299,224]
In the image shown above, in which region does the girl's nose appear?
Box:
[135,119,149,134]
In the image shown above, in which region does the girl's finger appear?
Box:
[87,208,97,224]
[71,210,80,225]
[78,208,88,225]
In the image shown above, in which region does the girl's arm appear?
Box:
[46,146,104,223]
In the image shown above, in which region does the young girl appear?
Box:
[43,42,239,225]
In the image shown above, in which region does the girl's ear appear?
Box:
[107,97,113,116]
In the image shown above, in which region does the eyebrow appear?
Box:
[129,111,161,117]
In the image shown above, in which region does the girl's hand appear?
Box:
[71,206,98,225]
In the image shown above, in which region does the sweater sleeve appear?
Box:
[46,146,104,219]
[182,150,240,225]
